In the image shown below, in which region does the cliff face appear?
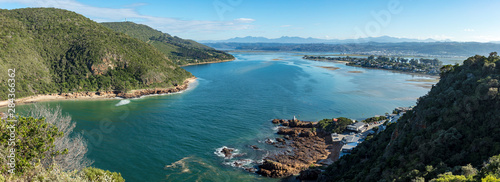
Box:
[321,53,500,181]
[0,8,192,100]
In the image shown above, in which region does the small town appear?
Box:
[303,55,443,75]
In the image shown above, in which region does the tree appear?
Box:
[27,104,92,171]
[0,104,123,181]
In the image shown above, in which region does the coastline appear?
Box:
[179,58,235,67]
[304,56,441,77]
[0,77,197,108]
[311,59,440,79]
[254,119,337,178]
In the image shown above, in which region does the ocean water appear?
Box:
[16,52,436,181]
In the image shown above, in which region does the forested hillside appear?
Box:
[101,22,234,66]
[321,53,500,181]
[0,8,192,100]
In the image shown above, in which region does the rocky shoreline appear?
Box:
[0,77,196,108]
[215,118,342,179]
[257,119,339,179]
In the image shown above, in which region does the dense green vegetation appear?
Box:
[101,22,234,66]
[321,53,500,181]
[361,116,387,123]
[316,117,353,134]
[0,115,124,181]
[0,116,63,174]
[0,8,192,100]
[430,154,500,181]
[304,55,442,75]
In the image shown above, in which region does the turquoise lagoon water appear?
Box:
[17,52,437,181]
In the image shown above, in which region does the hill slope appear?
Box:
[0,8,192,100]
[101,22,234,66]
[321,52,500,181]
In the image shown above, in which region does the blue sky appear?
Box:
[1,0,499,42]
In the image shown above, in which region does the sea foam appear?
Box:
[115,99,130,106]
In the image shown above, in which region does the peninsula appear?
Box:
[303,55,443,75]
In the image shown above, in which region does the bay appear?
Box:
[17,52,435,181]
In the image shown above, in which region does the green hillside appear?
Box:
[101,22,234,66]
[321,53,500,181]
[0,8,192,100]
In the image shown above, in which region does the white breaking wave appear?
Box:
[223,159,254,168]
[115,99,130,106]
[214,146,239,159]
[272,126,282,131]
[134,79,200,99]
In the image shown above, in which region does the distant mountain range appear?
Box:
[201,36,500,44]
[199,36,452,44]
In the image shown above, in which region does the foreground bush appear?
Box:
[0,105,124,181]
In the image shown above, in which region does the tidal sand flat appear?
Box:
[317,66,340,70]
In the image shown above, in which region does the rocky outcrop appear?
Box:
[273,118,315,128]
[288,120,315,128]
[250,145,260,150]
[221,148,234,158]
[297,168,322,180]
[258,160,300,178]
[277,128,300,137]
[276,138,285,143]
[256,119,330,178]
[272,119,280,124]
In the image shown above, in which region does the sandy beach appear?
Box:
[0,77,197,108]
[179,58,235,66]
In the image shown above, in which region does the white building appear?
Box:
[346,122,367,133]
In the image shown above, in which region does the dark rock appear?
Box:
[257,160,299,178]
[245,167,257,173]
[272,119,280,124]
[232,153,246,158]
[251,145,260,150]
[297,168,321,180]
[288,120,314,128]
[274,144,286,148]
[299,131,316,137]
[221,147,234,158]
[278,128,299,137]
[276,138,285,143]
[232,159,252,167]
[282,120,290,126]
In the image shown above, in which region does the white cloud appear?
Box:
[234,18,255,23]
[0,0,256,34]
[280,25,292,27]
[464,28,475,32]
